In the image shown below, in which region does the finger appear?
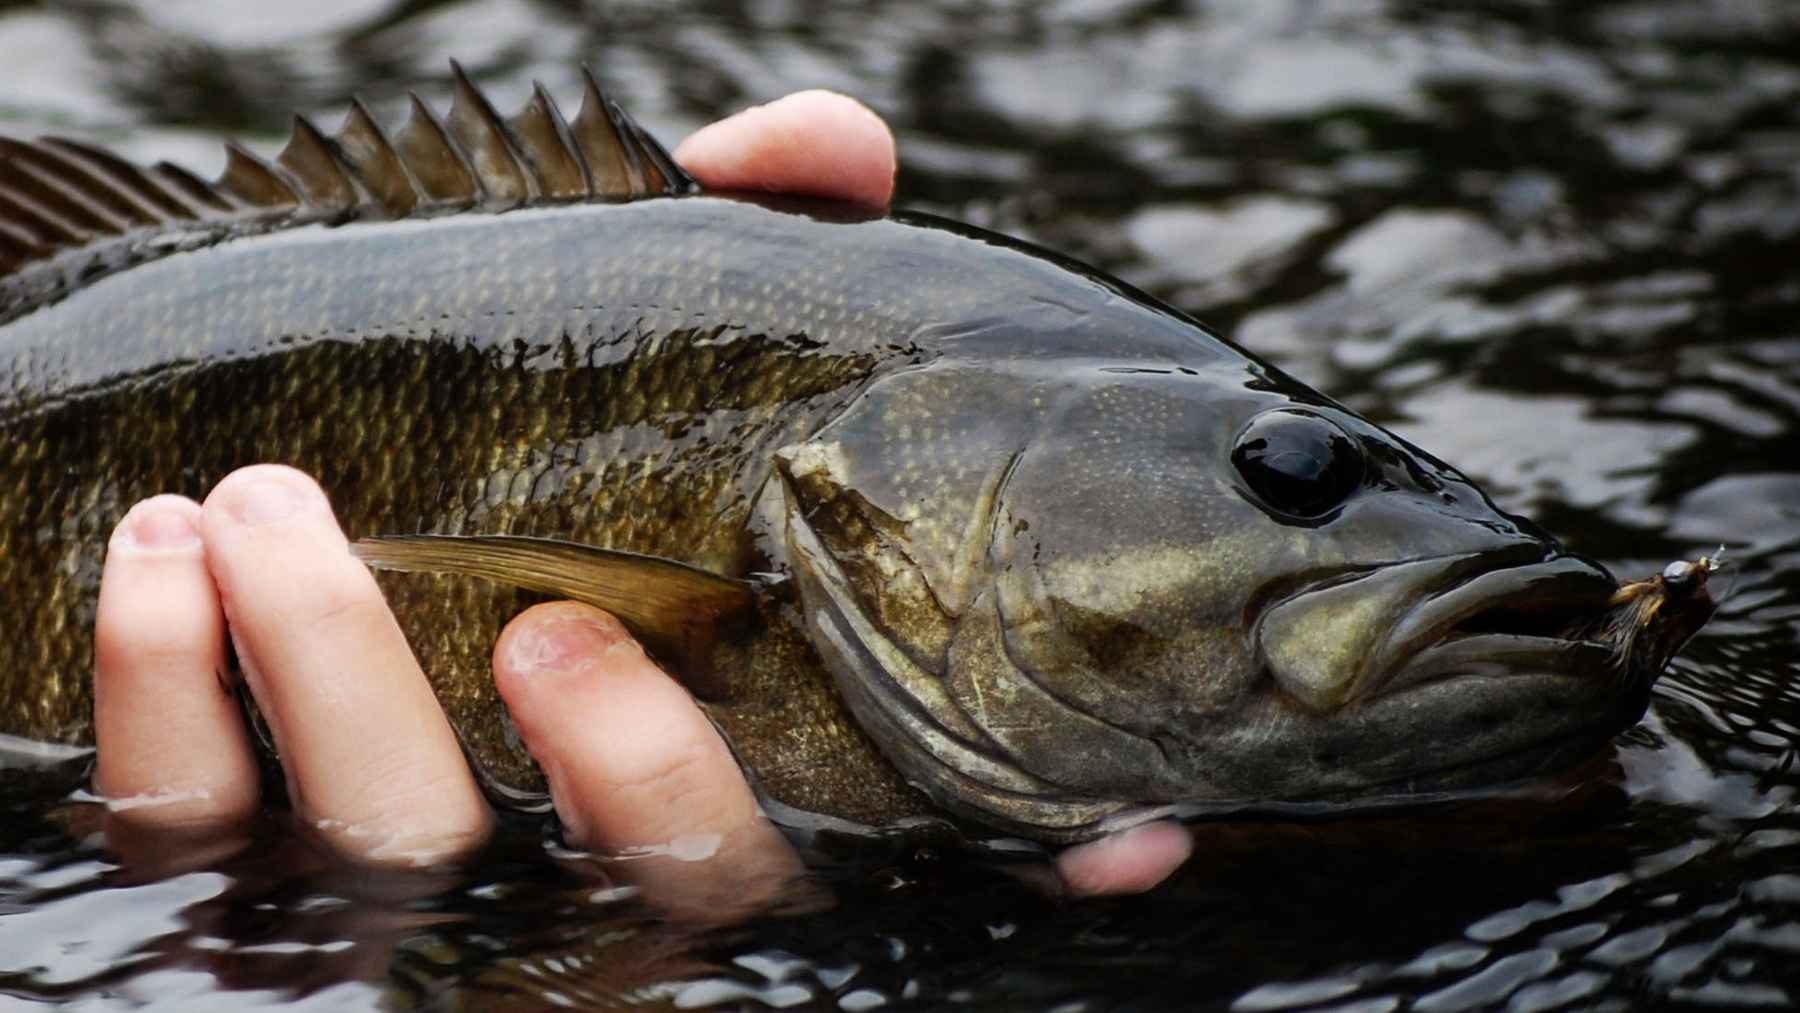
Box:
[199,465,491,864]
[94,495,260,829]
[494,602,804,914]
[675,90,897,209]
[1056,820,1194,897]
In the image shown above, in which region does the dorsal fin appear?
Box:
[0,60,700,289]
[150,160,236,212]
[573,67,649,197]
[40,138,213,220]
[0,139,159,228]
[334,98,420,217]
[0,229,46,274]
[508,83,590,199]
[621,104,688,195]
[0,184,91,246]
[0,140,126,237]
[446,60,532,204]
[277,114,360,212]
[392,92,481,203]
[218,142,301,208]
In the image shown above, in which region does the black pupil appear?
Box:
[1232,410,1364,518]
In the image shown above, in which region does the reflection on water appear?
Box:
[2,0,1798,1008]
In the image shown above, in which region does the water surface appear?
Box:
[2,1,1798,1008]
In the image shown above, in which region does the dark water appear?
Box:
[3,0,1799,1008]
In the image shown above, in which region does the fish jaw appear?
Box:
[1255,547,1625,715]
[1220,545,1724,808]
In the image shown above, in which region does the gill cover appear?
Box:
[776,360,1188,838]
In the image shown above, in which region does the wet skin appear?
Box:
[92,92,1194,906]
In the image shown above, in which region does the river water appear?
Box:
[1,1,1798,1009]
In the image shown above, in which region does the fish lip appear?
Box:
[1368,552,1620,700]
[1254,544,1618,711]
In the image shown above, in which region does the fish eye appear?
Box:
[1232,409,1365,519]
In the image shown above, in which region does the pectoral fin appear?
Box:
[351,534,756,699]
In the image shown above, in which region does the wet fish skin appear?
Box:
[0,106,1705,843]
[0,197,964,827]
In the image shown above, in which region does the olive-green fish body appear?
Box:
[0,196,1025,826]
[0,72,1711,843]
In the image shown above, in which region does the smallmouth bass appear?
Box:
[0,66,1714,843]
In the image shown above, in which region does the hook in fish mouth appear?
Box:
[1574,548,1722,681]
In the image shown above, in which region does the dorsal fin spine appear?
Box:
[278,114,363,212]
[539,81,596,194]
[567,66,698,198]
[2,165,115,236]
[570,70,633,197]
[506,82,591,199]
[0,224,47,267]
[585,78,653,196]
[0,221,41,250]
[334,98,423,217]
[446,59,534,203]
[626,112,697,196]
[0,63,704,284]
[577,65,697,197]
[0,149,124,235]
[395,92,483,202]
[39,139,190,222]
[151,162,236,213]
[218,142,301,208]
[604,98,653,193]
[0,185,91,244]
[1,141,154,228]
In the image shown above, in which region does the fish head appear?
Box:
[777,309,1704,842]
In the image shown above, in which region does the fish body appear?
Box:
[0,73,1710,843]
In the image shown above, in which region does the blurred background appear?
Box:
[2,1,1798,1008]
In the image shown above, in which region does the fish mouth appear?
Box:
[1370,552,1621,700]
[1228,547,1652,813]
[1257,547,1622,713]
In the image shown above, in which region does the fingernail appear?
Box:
[119,500,201,550]
[219,472,313,526]
[504,613,632,679]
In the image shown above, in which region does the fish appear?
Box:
[0,64,1715,844]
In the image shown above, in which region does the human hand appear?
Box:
[92,92,1194,902]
